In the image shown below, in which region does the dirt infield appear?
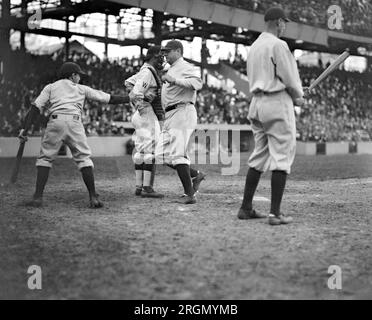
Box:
[0,154,372,299]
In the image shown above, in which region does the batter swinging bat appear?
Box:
[308,50,350,91]
[10,140,26,183]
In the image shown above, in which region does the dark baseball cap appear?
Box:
[161,40,183,52]
[264,7,290,22]
[58,62,86,78]
[144,45,163,61]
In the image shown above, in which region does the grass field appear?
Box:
[1,153,372,299]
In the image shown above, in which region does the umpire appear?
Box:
[238,7,305,225]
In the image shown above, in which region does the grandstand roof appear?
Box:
[32,39,96,56]
[1,0,372,57]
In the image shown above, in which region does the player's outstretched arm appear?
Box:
[83,85,130,105]
[109,94,130,104]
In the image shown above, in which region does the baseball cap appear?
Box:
[58,62,86,78]
[264,7,290,22]
[144,45,163,61]
[161,40,183,52]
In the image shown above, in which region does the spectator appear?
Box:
[207,0,372,37]
[1,49,372,143]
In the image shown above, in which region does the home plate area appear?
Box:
[1,154,372,299]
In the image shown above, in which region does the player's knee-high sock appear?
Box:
[81,166,97,197]
[34,166,50,199]
[135,164,144,188]
[150,161,156,187]
[143,163,153,187]
[270,170,287,216]
[167,164,198,178]
[175,164,194,196]
[241,167,261,210]
[189,167,199,178]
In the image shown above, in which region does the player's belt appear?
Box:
[165,102,194,113]
[51,114,80,121]
[253,89,285,96]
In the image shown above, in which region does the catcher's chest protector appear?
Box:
[146,67,165,121]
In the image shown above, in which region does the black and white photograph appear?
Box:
[0,0,372,304]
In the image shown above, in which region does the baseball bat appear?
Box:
[308,51,350,91]
[10,140,26,184]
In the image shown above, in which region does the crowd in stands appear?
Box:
[297,66,372,142]
[1,49,372,142]
[227,52,246,74]
[196,86,250,125]
[0,50,140,137]
[208,0,372,37]
[220,52,372,142]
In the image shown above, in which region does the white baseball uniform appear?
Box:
[33,79,110,169]
[125,63,162,164]
[155,57,202,166]
[246,32,303,174]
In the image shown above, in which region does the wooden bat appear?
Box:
[308,51,350,91]
[10,140,26,184]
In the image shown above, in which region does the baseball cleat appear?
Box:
[89,194,104,208]
[180,194,196,204]
[192,171,206,193]
[141,186,164,198]
[25,197,43,208]
[268,214,293,225]
[135,187,142,196]
[237,208,267,219]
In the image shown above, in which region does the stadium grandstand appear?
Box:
[1,0,372,143]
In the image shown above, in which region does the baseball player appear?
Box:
[124,45,165,198]
[237,7,305,225]
[18,62,130,208]
[156,40,206,204]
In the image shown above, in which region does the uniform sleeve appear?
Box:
[131,69,153,109]
[33,84,51,110]
[132,69,153,95]
[174,64,203,91]
[273,41,303,99]
[124,74,137,91]
[82,85,111,104]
